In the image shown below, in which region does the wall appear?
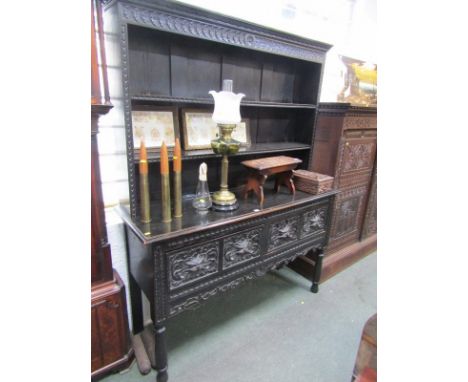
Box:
[98,0,377,327]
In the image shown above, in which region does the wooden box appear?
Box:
[293,170,334,194]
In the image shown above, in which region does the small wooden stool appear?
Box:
[241,155,302,204]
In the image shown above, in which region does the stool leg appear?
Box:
[243,173,266,205]
[274,170,295,195]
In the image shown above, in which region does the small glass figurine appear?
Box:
[193,162,212,211]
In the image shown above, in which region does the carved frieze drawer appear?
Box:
[167,242,219,290]
[222,227,263,269]
[301,206,328,239]
[268,216,299,251]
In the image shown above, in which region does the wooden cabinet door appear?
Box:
[334,129,377,190]
[91,294,125,372]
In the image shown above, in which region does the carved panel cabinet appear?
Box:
[290,103,377,282]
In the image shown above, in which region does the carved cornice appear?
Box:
[118,2,327,63]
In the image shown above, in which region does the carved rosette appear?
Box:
[223,228,262,269]
[168,242,219,289]
[343,143,373,172]
[268,217,299,251]
[302,207,327,237]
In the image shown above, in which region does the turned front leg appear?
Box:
[311,247,324,293]
[154,323,168,382]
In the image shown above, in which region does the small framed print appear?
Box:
[131,105,179,153]
[181,109,250,150]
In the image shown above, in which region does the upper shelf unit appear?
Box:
[128,25,323,106]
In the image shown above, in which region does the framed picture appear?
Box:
[131,105,179,153]
[181,109,250,150]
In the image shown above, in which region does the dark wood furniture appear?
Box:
[119,189,336,381]
[102,1,334,380]
[91,0,133,378]
[290,102,377,282]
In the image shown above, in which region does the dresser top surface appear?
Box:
[118,188,337,244]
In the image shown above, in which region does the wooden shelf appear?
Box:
[133,142,311,163]
[131,95,317,109]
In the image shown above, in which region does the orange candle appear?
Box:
[160,141,169,175]
[173,138,182,173]
[139,139,148,175]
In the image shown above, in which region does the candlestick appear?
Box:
[160,141,171,223]
[139,139,151,223]
[173,137,182,172]
[160,141,169,175]
[173,138,182,218]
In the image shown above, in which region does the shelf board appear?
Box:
[133,142,311,163]
[131,95,317,109]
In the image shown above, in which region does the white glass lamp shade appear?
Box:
[209,81,245,124]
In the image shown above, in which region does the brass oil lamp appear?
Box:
[209,80,245,211]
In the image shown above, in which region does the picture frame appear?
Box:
[181,108,250,150]
[131,105,179,155]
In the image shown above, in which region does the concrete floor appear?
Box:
[102,252,377,382]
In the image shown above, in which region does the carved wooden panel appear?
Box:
[168,242,219,289]
[223,227,263,269]
[335,134,377,190]
[302,206,327,238]
[343,115,377,130]
[361,165,377,239]
[343,143,373,172]
[328,186,367,251]
[268,216,299,250]
[168,244,312,317]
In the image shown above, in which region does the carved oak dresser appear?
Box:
[101,0,337,380]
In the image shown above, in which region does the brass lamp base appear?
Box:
[212,189,238,211]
